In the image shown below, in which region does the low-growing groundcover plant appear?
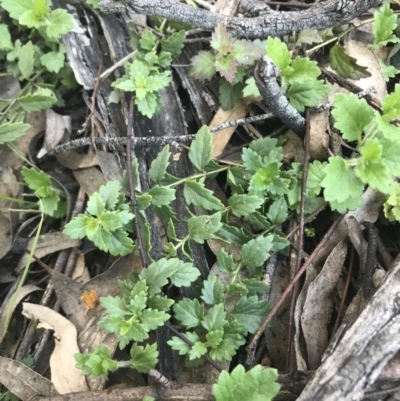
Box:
[2,1,400,400]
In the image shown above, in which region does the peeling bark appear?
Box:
[99,0,384,38]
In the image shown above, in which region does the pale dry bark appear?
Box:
[100,0,384,38]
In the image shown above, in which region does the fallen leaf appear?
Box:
[16,232,79,272]
[37,109,71,158]
[22,303,89,394]
[301,240,347,369]
[0,356,57,400]
[0,284,42,344]
[73,167,107,196]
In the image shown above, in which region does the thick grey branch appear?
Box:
[297,261,400,401]
[99,0,384,38]
[254,56,305,135]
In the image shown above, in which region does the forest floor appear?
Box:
[1,0,400,400]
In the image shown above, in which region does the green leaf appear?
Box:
[321,156,364,203]
[21,167,51,190]
[75,346,118,378]
[231,39,263,66]
[190,51,216,81]
[201,274,225,305]
[0,122,29,145]
[355,141,391,193]
[201,303,227,331]
[149,145,171,184]
[249,162,280,192]
[205,330,224,348]
[382,84,400,121]
[217,248,237,273]
[160,30,186,58]
[1,0,32,20]
[189,341,208,360]
[294,30,323,47]
[170,261,201,287]
[211,24,233,55]
[381,139,400,176]
[149,185,176,207]
[242,279,269,296]
[141,309,170,331]
[265,37,291,71]
[109,229,134,256]
[243,77,261,98]
[287,80,330,112]
[46,9,74,39]
[331,93,374,141]
[99,211,122,232]
[136,92,160,118]
[213,364,280,401]
[33,0,49,17]
[184,180,223,211]
[18,41,35,80]
[209,339,237,361]
[372,2,399,51]
[19,10,46,28]
[147,295,174,312]
[167,334,192,355]
[130,343,158,373]
[240,235,273,268]
[40,50,65,73]
[329,44,371,80]
[0,24,13,50]
[228,194,263,217]
[63,214,90,239]
[217,224,252,244]
[215,54,237,83]
[379,59,400,82]
[188,126,213,171]
[285,57,322,84]
[139,29,157,51]
[384,182,400,221]
[173,298,204,328]
[244,212,271,230]
[100,295,129,317]
[230,296,270,334]
[139,258,180,295]
[85,0,99,8]
[219,79,244,110]
[17,88,58,112]
[87,192,106,217]
[270,234,290,254]
[222,321,247,348]
[98,181,121,209]
[306,160,327,196]
[188,212,222,243]
[266,198,288,225]
[242,148,264,172]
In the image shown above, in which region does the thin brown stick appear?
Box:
[285,108,311,370]
[126,96,148,268]
[333,246,354,334]
[247,214,345,352]
[82,56,104,132]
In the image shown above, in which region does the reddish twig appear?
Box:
[247,214,345,353]
[126,96,148,268]
[285,108,311,370]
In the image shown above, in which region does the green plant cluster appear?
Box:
[21,166,66,217]
[0,0,76,147]
[111,27,185,118]
[63,181,135,256]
